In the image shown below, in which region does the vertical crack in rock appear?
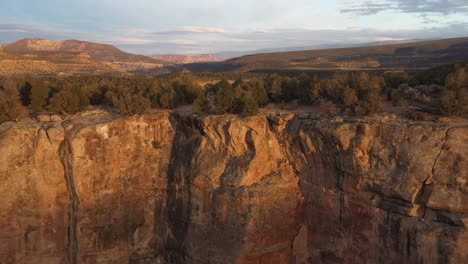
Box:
[414,125,466,212]
[412,126,451,211]
[430,127,452,181]
[59,136,80,264]
[266,115,307,259]
[164,114,202,262]
[42,126,52,144]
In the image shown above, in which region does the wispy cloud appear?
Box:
[0,23,97,43]
[0,29,27,33]
[342,0,468,15]
[179,27,225,34]
[155,26,225,35]
[2,22,467,55]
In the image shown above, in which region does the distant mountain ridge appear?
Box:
[2,37,468,76]
[212,39,422,60]
[0,38,169,76]
[3,38,167,64]
[151,54,219,64]
[184,37,468,73]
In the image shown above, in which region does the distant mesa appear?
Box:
[2,36,468,76]
[0,38,170,76]
[183,37,468,73]
[3,38,167,64]
[151,54,220,64]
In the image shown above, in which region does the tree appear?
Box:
[194,79,261,116]
[384,71,409,89]
[0,81,27,123]
[49,86,90,114]
[265,74,283,102]
[194,92,210,114]
[160,86,176,109]
[19,81,32,106]
[340,86,358,113]
[319,99,337,118]
[171,75,203,105]
[214,80,235,114]
[249,81,269,107]
[309,82,321,103]
[441,67,468,115]
[232,92,259,115]
[111,92,151,115]
[30,81,49,112]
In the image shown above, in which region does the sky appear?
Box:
[1,0,468,55]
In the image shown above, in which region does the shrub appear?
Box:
[390,89,402,106]
[49,86,90,114]
[250,81,269,107]
[0,81,27,123]
[265,74,283,103]
[440,67,468,115]
[171,75,203,104]
[195,79,260,115]
[232,92,259,115]
[19,81,32,106]
[110,92,151,115]
[319,99,337,118]
[30,81,49,112]
[384,71,409,89]
[214,80,235,114]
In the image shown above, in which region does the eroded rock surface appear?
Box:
[0,112,466,263]
[283,117,468,264]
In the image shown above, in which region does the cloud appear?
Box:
[2,22,467,55]
[155,26,225,35]
[132,23,468,55]
[0,23,97,44]
[0,29,27,33]
[112,38,158,45]
[179,27,225,34]
[342,0,468,15]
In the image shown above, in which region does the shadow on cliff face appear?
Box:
[164,114,304,263]
[164,114,252,263]
[164,114,207,262]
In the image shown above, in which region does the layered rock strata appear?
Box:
[0,111,466,263]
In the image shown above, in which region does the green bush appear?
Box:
[49,86,90,114]
[195,79,259,115]
[0,81,27,123]
[440,67,468,115]
[107,89,151,115]
[30,80,49,112]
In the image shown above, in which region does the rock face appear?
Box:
[283,118,468,264]
[0,112,466,263]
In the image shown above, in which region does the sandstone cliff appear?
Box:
[0,111,466,263]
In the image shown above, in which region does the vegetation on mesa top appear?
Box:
[1,62,467,123]
[3,38,168,64]
[2,37,468,77]
[184,37,468,73]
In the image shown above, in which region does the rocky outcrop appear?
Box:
[0,120,68,263]
[0,112,466,263]
[281,117,467,263]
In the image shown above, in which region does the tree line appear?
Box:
[1,63,467,124]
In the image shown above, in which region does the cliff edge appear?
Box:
[0,111,466,263]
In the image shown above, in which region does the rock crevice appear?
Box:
[0,112,466,263]
[59,136,80,264]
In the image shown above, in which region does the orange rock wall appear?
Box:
[0,113,466,263]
